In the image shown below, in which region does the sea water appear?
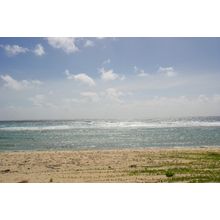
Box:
[0,116,220,151]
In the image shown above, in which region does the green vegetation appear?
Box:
[165,170,175,177]
[205,152,220,161]
[128,150,220,182]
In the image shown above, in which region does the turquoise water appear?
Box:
[0,117,220,151]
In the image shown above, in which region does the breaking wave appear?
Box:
[1,120,220,131]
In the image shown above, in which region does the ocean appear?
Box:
[0,116,220,151]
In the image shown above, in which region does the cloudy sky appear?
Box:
[0,37,220,120]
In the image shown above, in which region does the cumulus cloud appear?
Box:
[47,37,78,54]
[73,74,96,86]
[80,91,99,102]
[65,70,95,86]
[1,44,46,57]
[0,74,42,91]
[158,67,177,77]
[84,40,94,47]
[100,68,120,81]
[33,44,45,56]
[134,66,177,78]
[0,44,29,56]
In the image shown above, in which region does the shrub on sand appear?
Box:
[165,170,175,177]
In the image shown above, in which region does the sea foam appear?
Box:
[1,120,220,131]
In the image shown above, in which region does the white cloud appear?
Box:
[47,37,78,54]
[65,70,95,86]
[30,80,43,86]
[80,91,99,102]
[0,75,23,90]
[0,74,42,91]
[33,44,45,56]
[105,88,123,102]
[137,70,149,77]
[100,68,119,81]
[73,74,96,86]
[0,44,29,56]
[158,67,177,77]
[134,66,149,77]
[84,40,94,47]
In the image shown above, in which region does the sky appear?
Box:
[0,37,220,120]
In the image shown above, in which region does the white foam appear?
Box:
[0,125,72,131]
[0,120,220,131]
[95,121,220,128]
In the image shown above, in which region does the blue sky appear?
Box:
[0,37,220,120]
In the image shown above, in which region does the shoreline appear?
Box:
[1,147,220,183]
[0,145,219,153]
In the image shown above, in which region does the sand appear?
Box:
[1,147,220,183]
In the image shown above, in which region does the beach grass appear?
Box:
[128,150,220,182]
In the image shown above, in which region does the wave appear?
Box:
[0,125,72,131]
[96,121,220,128]
[1,120,220,131]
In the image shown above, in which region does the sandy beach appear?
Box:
[1,147,220,183]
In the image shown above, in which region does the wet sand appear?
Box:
[1,147,220,183]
